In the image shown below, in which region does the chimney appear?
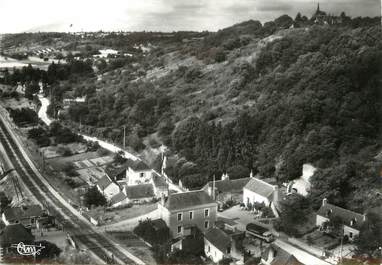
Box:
[207,186,213,198]
[273,185,279,203]
[322,198,328,206]
[250,170,254,178]
[363,213,367,222]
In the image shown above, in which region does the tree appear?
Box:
[355,212,382,258]
[226,165,250,180]
[274,14,294,29]
[277,194,312,236]
[84,186,107,208]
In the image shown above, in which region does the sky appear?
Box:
[0,0,380,33]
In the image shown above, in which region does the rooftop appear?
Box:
[152,173,168,188]
[3,205,44,222]
[105,165,126,180]
[110,191,127,205]
[317,200,365,229]
[202,177,251,193]
[96,174,113,190]
[262,244,304,265]
[204,228,231,253]
[127,159,151,171]
[164,190,216,211]
[125,184,154,199]
[244,177,276,199]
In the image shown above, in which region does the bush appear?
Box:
[134,219,170,245]
[63,163,79,177]
[8,108,38,127]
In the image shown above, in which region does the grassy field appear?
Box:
[88,203,158,225]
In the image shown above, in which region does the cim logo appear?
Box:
[11,242,45,257]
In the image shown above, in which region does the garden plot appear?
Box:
[77,167,106,185]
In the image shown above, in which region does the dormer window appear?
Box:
[350,218,357,226]
[326,209,332,217]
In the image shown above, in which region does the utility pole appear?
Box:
[123,125,126,149]
[212,175,216,200]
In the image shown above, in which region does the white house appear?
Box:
[316,198,366,241]
[125,160,153,186]
[96,175,120,200]
[204,228,232,263]
[243,177,278,207]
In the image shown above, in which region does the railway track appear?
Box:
[0,117,142,265]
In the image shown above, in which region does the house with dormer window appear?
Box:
[316,198,366,241]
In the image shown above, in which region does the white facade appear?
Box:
[316,215,329,227]
[97,182,120,200]
[1,213,10,225]
[204,239,226,263]
[243,188,271,207]
[316,214,360,242]
[343,225,360,241]
[126,168,153,186]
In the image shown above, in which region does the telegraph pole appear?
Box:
[123,125,126,149]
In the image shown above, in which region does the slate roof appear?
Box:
[125,184,154,199]
[128,160,151,171]
[204,228,231,253]
[110,191,127,205]
[202,178,251,193]
[317,202,365,229]
[152,173,168,188]
[3,205,44,222]
[262,244,304,265]
[1,224,34,247]
[97,175,113,190]
[105,165,126,180]
[164,190,216,211]
[244,178,276,199]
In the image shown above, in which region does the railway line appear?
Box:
[0,116,143,265]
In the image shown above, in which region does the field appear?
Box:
[88,203,158,225]
[106,231,156,264]
[0,97,36,110]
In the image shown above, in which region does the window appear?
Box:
[189,211,193,220]
[177,213,183,221]
[140,172,144,178]
[207,245,210,252]
[177,225,182,234]
[204,208,210,217]
[227,247,231,254]
[204,220,209,229]
[349,232,353,238]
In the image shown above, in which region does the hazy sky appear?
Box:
[0,0,380,33]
